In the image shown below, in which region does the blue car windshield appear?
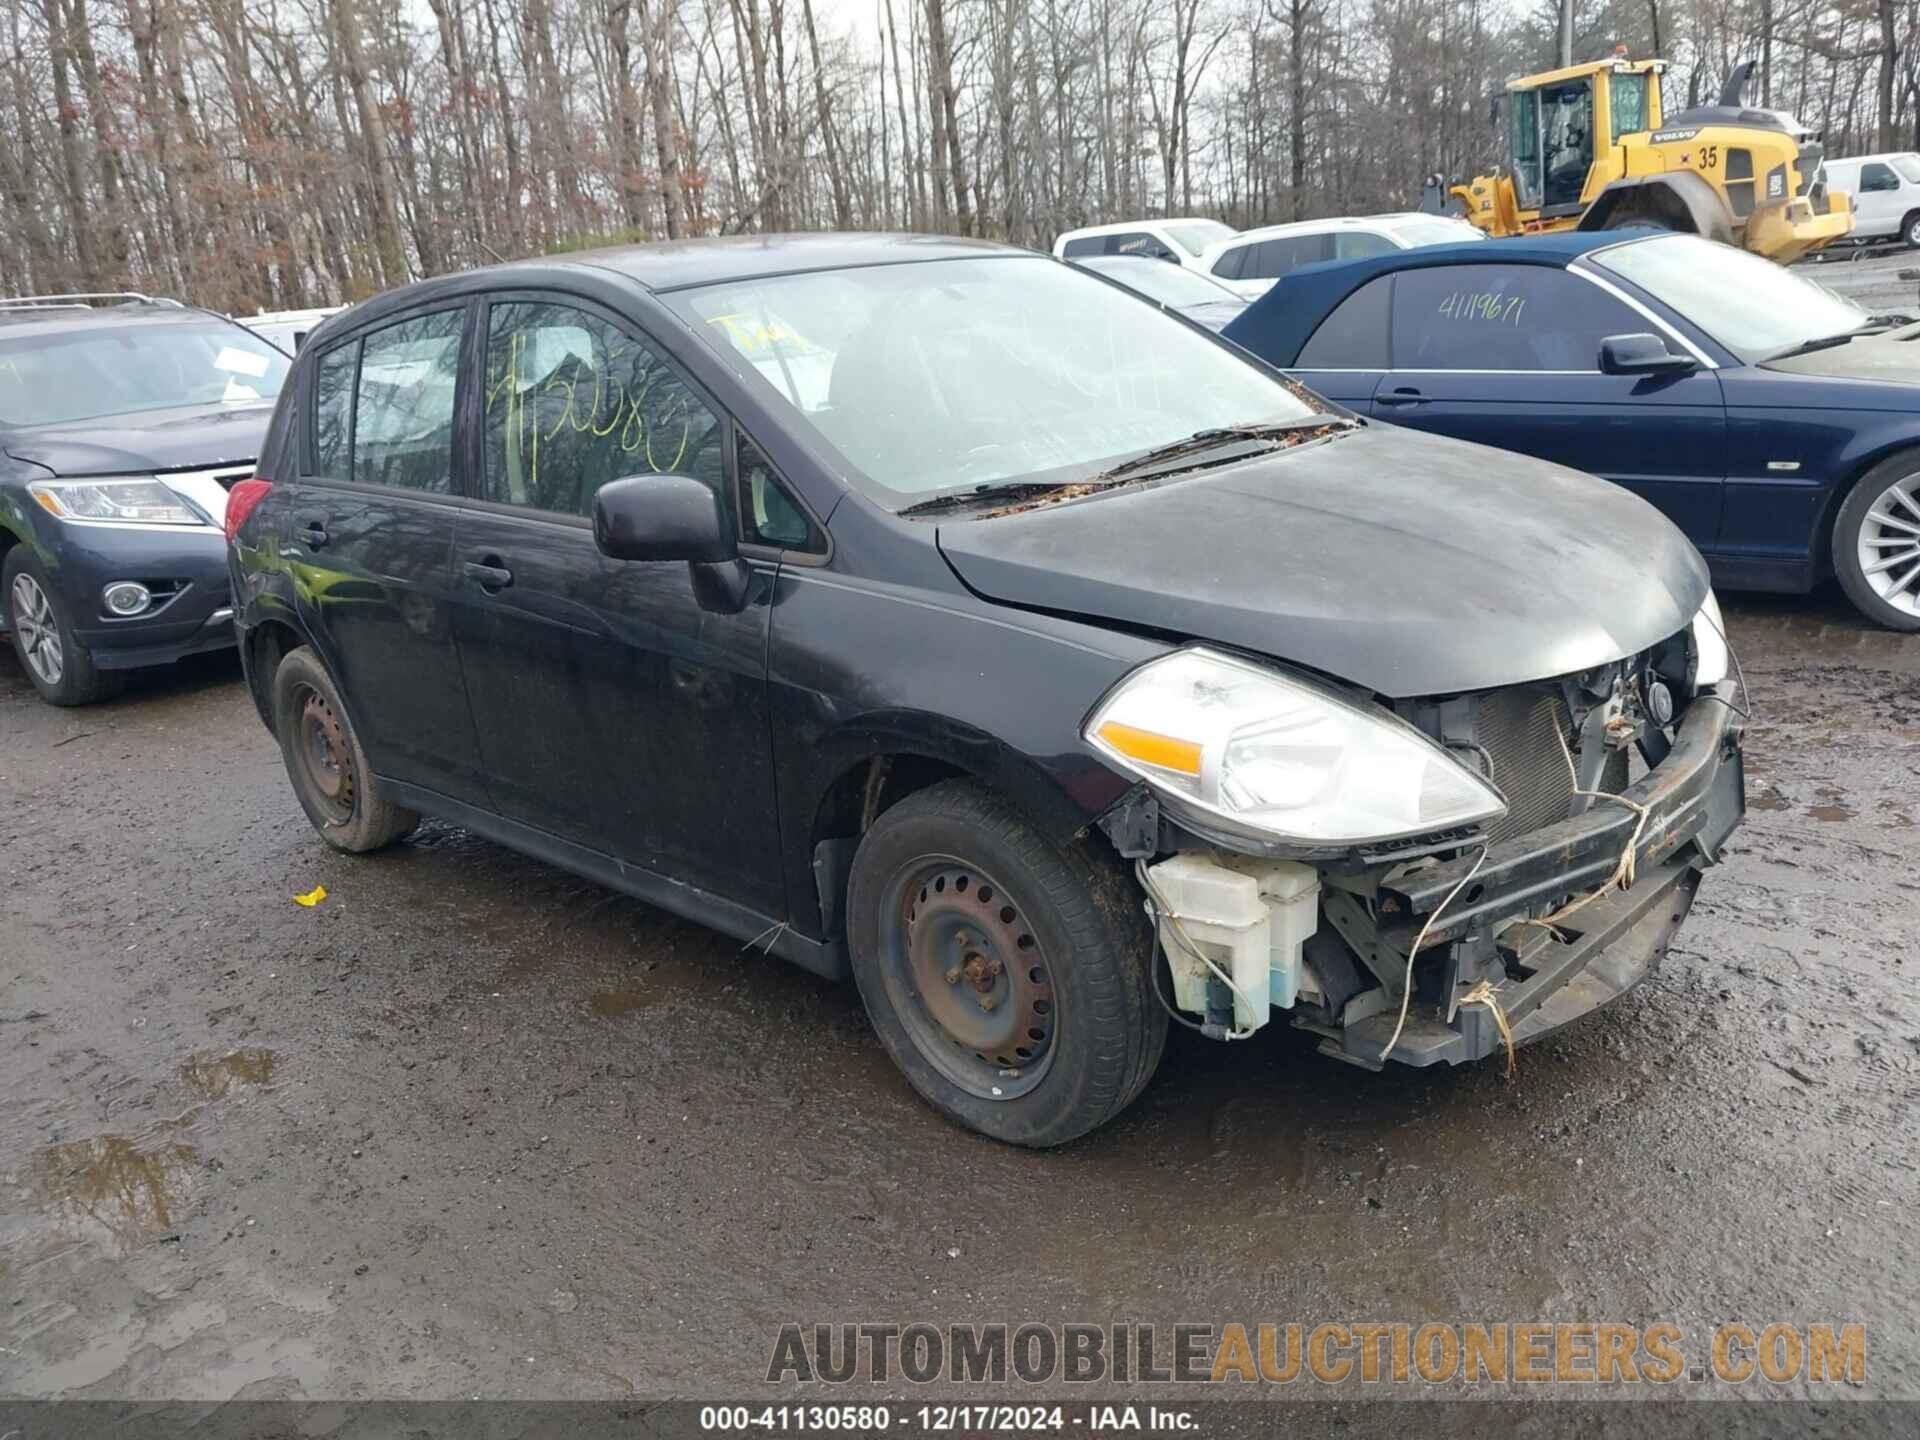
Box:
[0,319,289,427]
[671,255,1321,507]
[1588,234,1868,362]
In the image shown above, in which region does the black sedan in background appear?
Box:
[1070,253,1249,330]
[0,295,289,704]
[230,234,1741,1145]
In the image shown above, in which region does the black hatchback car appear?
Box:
[1,293,290,704]
[231,235,1745,1146]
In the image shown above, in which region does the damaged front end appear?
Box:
[1091,617,1746,1070]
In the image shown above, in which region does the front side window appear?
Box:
[736,433,817,549]
[1061,236,1105,258]
[1508,89,1542,208]
[482,300,724,519]
[1391,264,1637,371]
[1334,232,1396,260]
[1588,233,1866,362]
[1609,72,1649,141]
[1108,232,1176,261]
[0,319,288,428]
[671,256,1322,509]
[1860,162,1900,193]
[353,310,464,491]
[1540,78,1595,208]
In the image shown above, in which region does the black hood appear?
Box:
[5,401,273,475]
[1763,325,1920,387]
[935,423,1709,699]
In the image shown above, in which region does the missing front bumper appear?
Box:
[1317,685,1744,1069]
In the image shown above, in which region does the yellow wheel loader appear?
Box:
[1423,57,1854,265]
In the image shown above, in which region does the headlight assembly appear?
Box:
[1084,647,1507,848]
[1691,590,1729,688]
[28,476,206,527]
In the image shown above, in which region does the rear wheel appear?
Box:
[271,646,419,851]
[3,547,122,706]
[1902,211,1920,249]
[846,780,1165,1147]
[1833,453,1920,632]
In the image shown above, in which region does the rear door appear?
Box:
[447,291,785,914]
[1371,261,1728,546]
[288,305,487,800]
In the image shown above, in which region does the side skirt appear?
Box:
[381,778,850,982]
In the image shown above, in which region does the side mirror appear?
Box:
[593,474,737,563]
[1599,333,1698,376]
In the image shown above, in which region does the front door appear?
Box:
[288,305,487,800]
[1372,262,1729,547]
[448,293,783,915]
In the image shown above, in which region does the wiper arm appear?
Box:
[897,481,1067,517]
[1763,329,1866,362]
[1091,417,1357,485]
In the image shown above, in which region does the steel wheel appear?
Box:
[290,682,356,825]
[875,857,1058,1101]
[1856,471,1920,618]
[10,572,64,686]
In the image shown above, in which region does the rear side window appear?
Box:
[1389,264,1639,371]
[1242,234,1334,280]
[307,308,464,491]
[481,299,725,519]
[1334,231,1396,260]
[1296,276,1393,369]
[1061,236,1104,258]
[1211,245,1248,280]
[353,311,465,491]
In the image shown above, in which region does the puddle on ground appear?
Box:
[588,988,663,1018]
[179,1048,278,1099]
[1807,804,1855,822]
[32,1135,197,1247]
[1749,790,1791,812]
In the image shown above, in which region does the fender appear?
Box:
[1579,172,1736,246]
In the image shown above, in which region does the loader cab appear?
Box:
[1505,60,1664,216]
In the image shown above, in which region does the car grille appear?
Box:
[1474,688,1627,845]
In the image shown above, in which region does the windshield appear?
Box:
[1894,155,1920,184]
[672,256,1319,509]
[0,319,289,427]
[1078,256,1239,306]
[1589,233,1868,361]
[1164,221,1236,255]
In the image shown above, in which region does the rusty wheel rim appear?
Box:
[293,684,355,825]
[877,857,1057,1101]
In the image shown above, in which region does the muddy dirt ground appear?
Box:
[1,590,1915,1411]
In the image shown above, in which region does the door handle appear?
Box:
[296,519,330,548]
[1376,387,1429,408]
[462,555,514,592]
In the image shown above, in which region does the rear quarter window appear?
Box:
[1296,276,1393,369]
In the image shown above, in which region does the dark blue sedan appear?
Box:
[1223,230,1920,630]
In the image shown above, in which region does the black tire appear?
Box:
[846,780,1166,1147]
[1902,211,1920,250]
[271,645,419,851]
[1832,452,1920,632]
[2,546,123,706]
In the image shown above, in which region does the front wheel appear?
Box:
[1833,454,1920,631]
[271,646,419,851]
[846,780,1165,1147]
[3,547,122,706]
[1903,212,1920,250]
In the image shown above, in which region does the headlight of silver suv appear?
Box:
[1084,647,1508,847]
[28,476,208,527]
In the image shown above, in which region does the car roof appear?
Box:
[0,300,211,337]
[1222,229,1648,363]
[1215,213,1452,246]
[1055,218,1222,241]
[563,231,1025,290]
